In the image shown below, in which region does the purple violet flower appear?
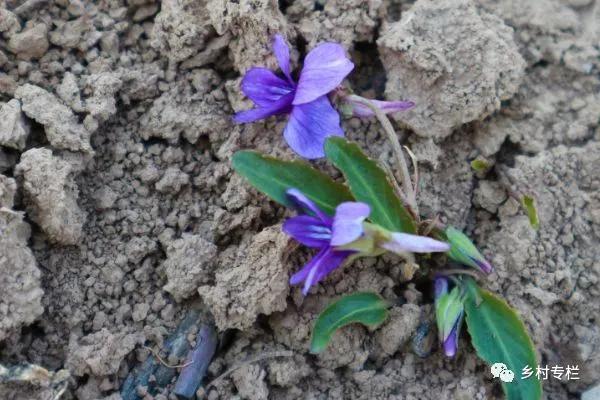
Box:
[434,277,465,357]
[234,35,354,159]
[283,188,451,295]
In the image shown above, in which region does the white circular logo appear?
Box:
[499,369,515,383]
[491,362,508,378]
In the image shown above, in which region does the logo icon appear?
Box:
[491,363,514,383]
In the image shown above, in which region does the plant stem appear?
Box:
[379,155,410,206]
[433,268,483,281]
[348,95,418,215]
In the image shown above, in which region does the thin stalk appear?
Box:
[403,145,420,197]
[421,215,441,236]
[433,268,483,281]
[379,155,410,206]
[348,95,418,215]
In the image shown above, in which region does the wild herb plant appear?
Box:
[232,34,542,400]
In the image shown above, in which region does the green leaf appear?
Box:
[311,292,389,353]
[324,137,416,233]
[471,158,490,172]
[464,279,542,400]
[521,195,540,230]
[232,150,353,215]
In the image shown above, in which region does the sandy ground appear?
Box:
[0,0,599,399]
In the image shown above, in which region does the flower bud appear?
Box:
[445,227,493,274]
[339,94,414,118]
[434,277,464,357]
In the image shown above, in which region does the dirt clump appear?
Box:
[199,225,295,330]
[378,0,526,139]
[0,99,29,150]
[66,328,144,377]
[163,234,218,301]
[15,148,85,245]
[15,84,93,153]
[0,0,598,398]
[0,175,43,342]
[7,22,49,61]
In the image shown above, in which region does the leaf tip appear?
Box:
[522,195,540,230]
[309,342,324,354]
[470,158,490,173]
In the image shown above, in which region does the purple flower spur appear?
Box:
[234,34,354,159]
[283,188,450,295]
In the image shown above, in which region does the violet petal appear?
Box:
[443,310,463,357]
[233,92,295,123]
[434,276,449,301]
[283,95,344,159]
[381,232,451,254]
[312,249,354,286]
[282,215,332,248]
[330,202,370,246]
[240,67,295,107]
[443,327,459,357]
[290,247,350,295]
[286,188,332,223]
[273,34,293,83]
[289,247,328,286]
[470,256,493,274]
[293,43,354,105]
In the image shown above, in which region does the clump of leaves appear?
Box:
[232,33,541,400]
[233,136,542,400]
